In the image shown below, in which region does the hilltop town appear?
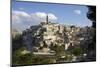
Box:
[12,15,95,65]
[21,15,94,53]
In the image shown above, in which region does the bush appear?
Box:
[71,47,83,56]
[12,47,34,65]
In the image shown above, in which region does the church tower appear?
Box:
[46,15,49,24]
[41,15,49,25]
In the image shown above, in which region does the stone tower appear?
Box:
[41,15,49,25]
[46,15,49,24]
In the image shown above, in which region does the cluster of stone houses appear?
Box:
[21,15,94,56]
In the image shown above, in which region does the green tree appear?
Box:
[86,6,96,60]
[71,47,83,56]
[87,6,96,28]
[12,47,34,65]
[12,33,23,53]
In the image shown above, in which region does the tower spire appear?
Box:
[46,15,48,24]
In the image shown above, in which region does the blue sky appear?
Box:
[12,0,92,31]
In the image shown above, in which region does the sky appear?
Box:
[12,0,92,31]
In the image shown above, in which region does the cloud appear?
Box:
[74,10,81,15]
[31,12,47,23]
[12,11,58,31]
[48,13,58,21]
[19,7,24,10]
[12,11,30,23]
[31,12,58,22]
[35,12,46,18]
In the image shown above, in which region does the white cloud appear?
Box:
[35,12,46,18]
[12,11,30,23]
[31,12,58,22]
[31,12,47,23]
[12,11,58,31]
[48,13,58,21]
[19,7,24,10]
[74,10,81,15]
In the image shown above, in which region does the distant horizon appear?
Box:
[12,0,92,31]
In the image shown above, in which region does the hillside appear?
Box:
[12,16,95,65]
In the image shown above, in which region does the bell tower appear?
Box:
[40,15,49,25]
[46,15,49,24]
